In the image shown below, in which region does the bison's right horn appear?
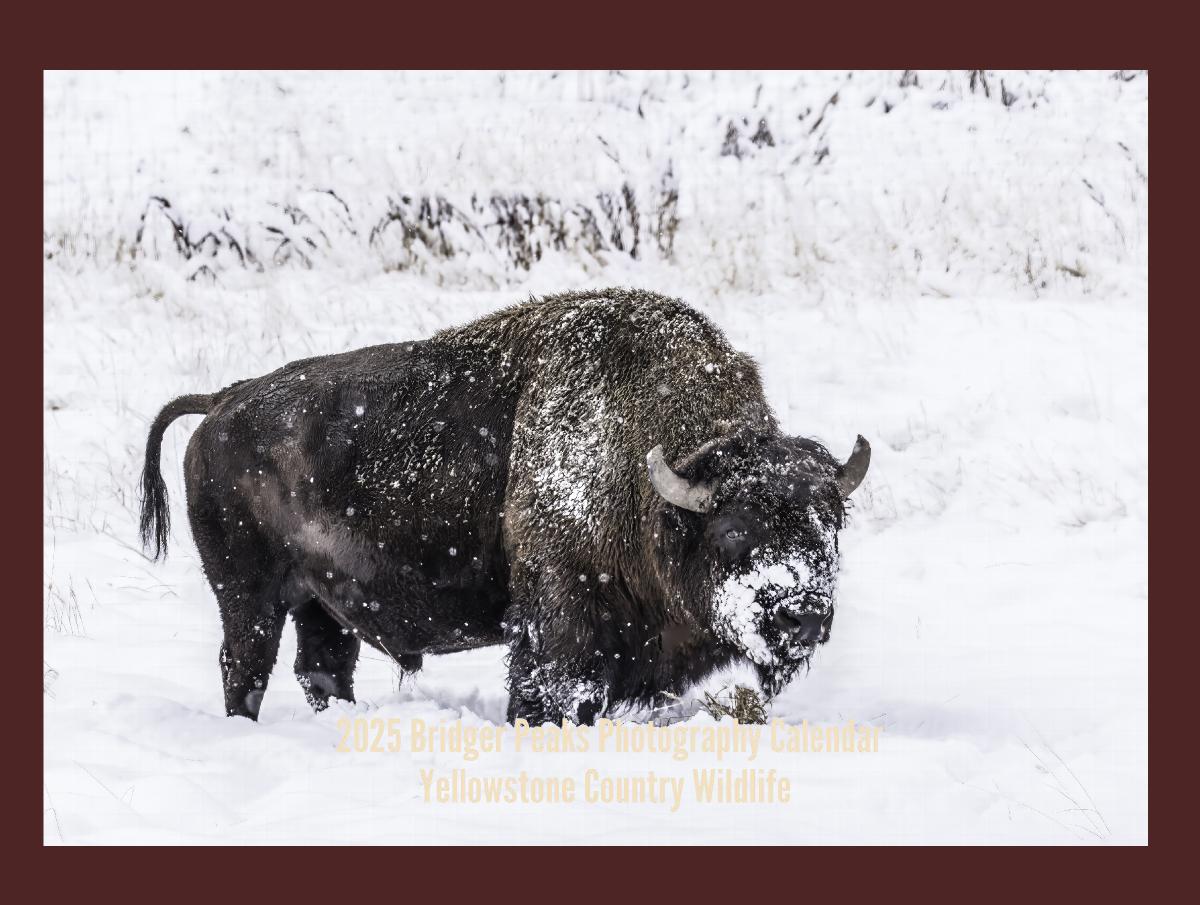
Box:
[836,435,872,498]
[646,445,715,514]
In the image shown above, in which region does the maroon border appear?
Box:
[20,3,1162,880]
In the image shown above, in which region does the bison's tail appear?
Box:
[139,393,214,560]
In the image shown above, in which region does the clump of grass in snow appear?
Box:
[45,576,86,637]
[700,685,768,724]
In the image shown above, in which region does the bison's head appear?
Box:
[647,430,870,697]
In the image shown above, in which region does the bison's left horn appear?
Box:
[837,435,871,498]
[646,445,714,514]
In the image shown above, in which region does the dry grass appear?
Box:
[44,567,87,637]
[699,685,768,724]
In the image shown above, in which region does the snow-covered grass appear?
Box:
[44,70,1146,300]
[43,71,1147,844]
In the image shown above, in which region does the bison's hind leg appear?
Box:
[291,597,360,711]
[189,488,292,720]
[212,571,289,721]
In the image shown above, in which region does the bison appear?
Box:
[140,289,870,723]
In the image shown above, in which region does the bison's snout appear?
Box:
[773,608,832,644]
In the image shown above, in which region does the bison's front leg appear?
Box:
[504,602,610,725]
[505,638,608,725]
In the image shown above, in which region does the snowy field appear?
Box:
[43,70,1148,844]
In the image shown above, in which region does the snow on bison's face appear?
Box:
[647,432,870,697]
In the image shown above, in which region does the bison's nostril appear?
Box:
[775,609,827,643]
[774,609,803,632]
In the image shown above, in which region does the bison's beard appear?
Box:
[754,654,811,699]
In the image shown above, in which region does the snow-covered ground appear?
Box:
[43,70,1147,844]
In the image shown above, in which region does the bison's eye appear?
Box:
[712,520,755,562]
